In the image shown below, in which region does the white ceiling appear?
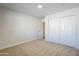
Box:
[0,3,79,18]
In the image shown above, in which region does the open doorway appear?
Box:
[42,21,45,39]
[43,22,45,39]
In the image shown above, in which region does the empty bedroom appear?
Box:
[0,3,79,56]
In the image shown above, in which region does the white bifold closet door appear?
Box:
[48,18,61,44]
[60,16,75,47]
[48,16,75,47]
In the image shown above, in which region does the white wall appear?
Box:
[45,7,79,49]
[0,7,43,49]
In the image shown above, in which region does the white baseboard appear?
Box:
[0,39,36,50]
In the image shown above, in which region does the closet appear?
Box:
[45,7,79,49]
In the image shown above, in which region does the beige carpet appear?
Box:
[0,40,78,56]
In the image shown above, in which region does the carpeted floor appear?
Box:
[0,40,79,56]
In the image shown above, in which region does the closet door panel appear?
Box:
[75,15,79,49]
[61,16,75,47]
[48,18,60,43]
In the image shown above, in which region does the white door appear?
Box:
[75,15,79,49]
[48,16,75,47]
[60,16,75,47]
[48,18,60,44]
